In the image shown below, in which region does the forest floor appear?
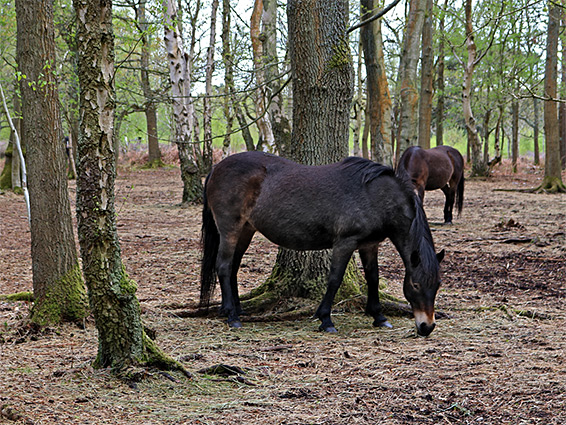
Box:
[0,156,565,425]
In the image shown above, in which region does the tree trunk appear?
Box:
[361,0,393,165]
[511,99,519,172]
[203,0,219,171]
[251,0,276,152]
[417,0,434,150]
[435,0,446,147]
[561,10,566,170]
[541,0,566,192]
[247,0,359,309]
[352,34,364,157]
[221,0,233,158]
[396,0,426,158]
[136,0,161,166]
[263,0,292,155]
[16,0,88,325]
[164,0,203,203]
[462,0,487,176]
[533,96,540,166]
[74,0,182,372]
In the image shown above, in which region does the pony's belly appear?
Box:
[251,220,334,251]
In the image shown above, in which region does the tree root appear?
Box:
[0,291,34,302]
[495,177,566,193]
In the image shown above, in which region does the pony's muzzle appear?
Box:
[413,310,436,337]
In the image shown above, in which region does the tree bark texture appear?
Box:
[511,99,519,172]
[15,0,88,325]
[164,0,202,203]
[533,96,540,165]
[221,0,233,158]
[417,0,434,149]
[257,0,358,303]
[462,0,487,176]
[435,0,446,147]
[396,0,426,158]
[542,1,566,191]
[263,0,292,155]
[74,0,147,368]
[251,0,276,152]
[203,0,218,170]
[361,0,393,166]
[286,0,354,164]
[136,0,161,165]
[561,11,566,169]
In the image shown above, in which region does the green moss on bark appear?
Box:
[242,258,363,314]
[30,263,89,325]
[0,292,34,302]
[0,143,12,190]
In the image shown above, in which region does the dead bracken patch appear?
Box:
[0,160,565,424]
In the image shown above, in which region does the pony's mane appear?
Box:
[342,156,439,280]
[410,196,440,283]
[342,156,395,185]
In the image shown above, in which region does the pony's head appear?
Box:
[403,197,444,336]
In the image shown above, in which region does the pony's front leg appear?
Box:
[315,243,356,333]
[359,246,392,329]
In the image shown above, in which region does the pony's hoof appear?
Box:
[228,320,242,329]
[319,325,338,333]
[374,319,393,329]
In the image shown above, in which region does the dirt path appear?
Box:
[1,162,565,424]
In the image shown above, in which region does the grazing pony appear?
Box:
[200,152,444,336]
[396,146,465,223]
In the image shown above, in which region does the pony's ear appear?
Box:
[410,250,420,268]
[436,249,445,263]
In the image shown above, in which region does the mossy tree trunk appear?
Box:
[247,0,361,311]
[74,0,183,372]
[15,0,88,325]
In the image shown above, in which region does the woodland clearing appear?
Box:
[0,158,565,425]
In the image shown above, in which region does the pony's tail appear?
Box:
[200,174,219,310]
[456,172,465,216]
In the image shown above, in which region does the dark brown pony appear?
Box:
[396,146,465,224]
[200,151,444,336]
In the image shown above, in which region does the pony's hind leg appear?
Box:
[359,246,392,329]
[230,224,256,316]
[216,234,243,327]
[441,186,455,224]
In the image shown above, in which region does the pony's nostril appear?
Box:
[418,322,436,337]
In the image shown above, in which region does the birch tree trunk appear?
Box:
[164,0,203,203]
[16,0,88,325]
[74,0,183,371]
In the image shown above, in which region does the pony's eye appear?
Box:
[412,281,422,291]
